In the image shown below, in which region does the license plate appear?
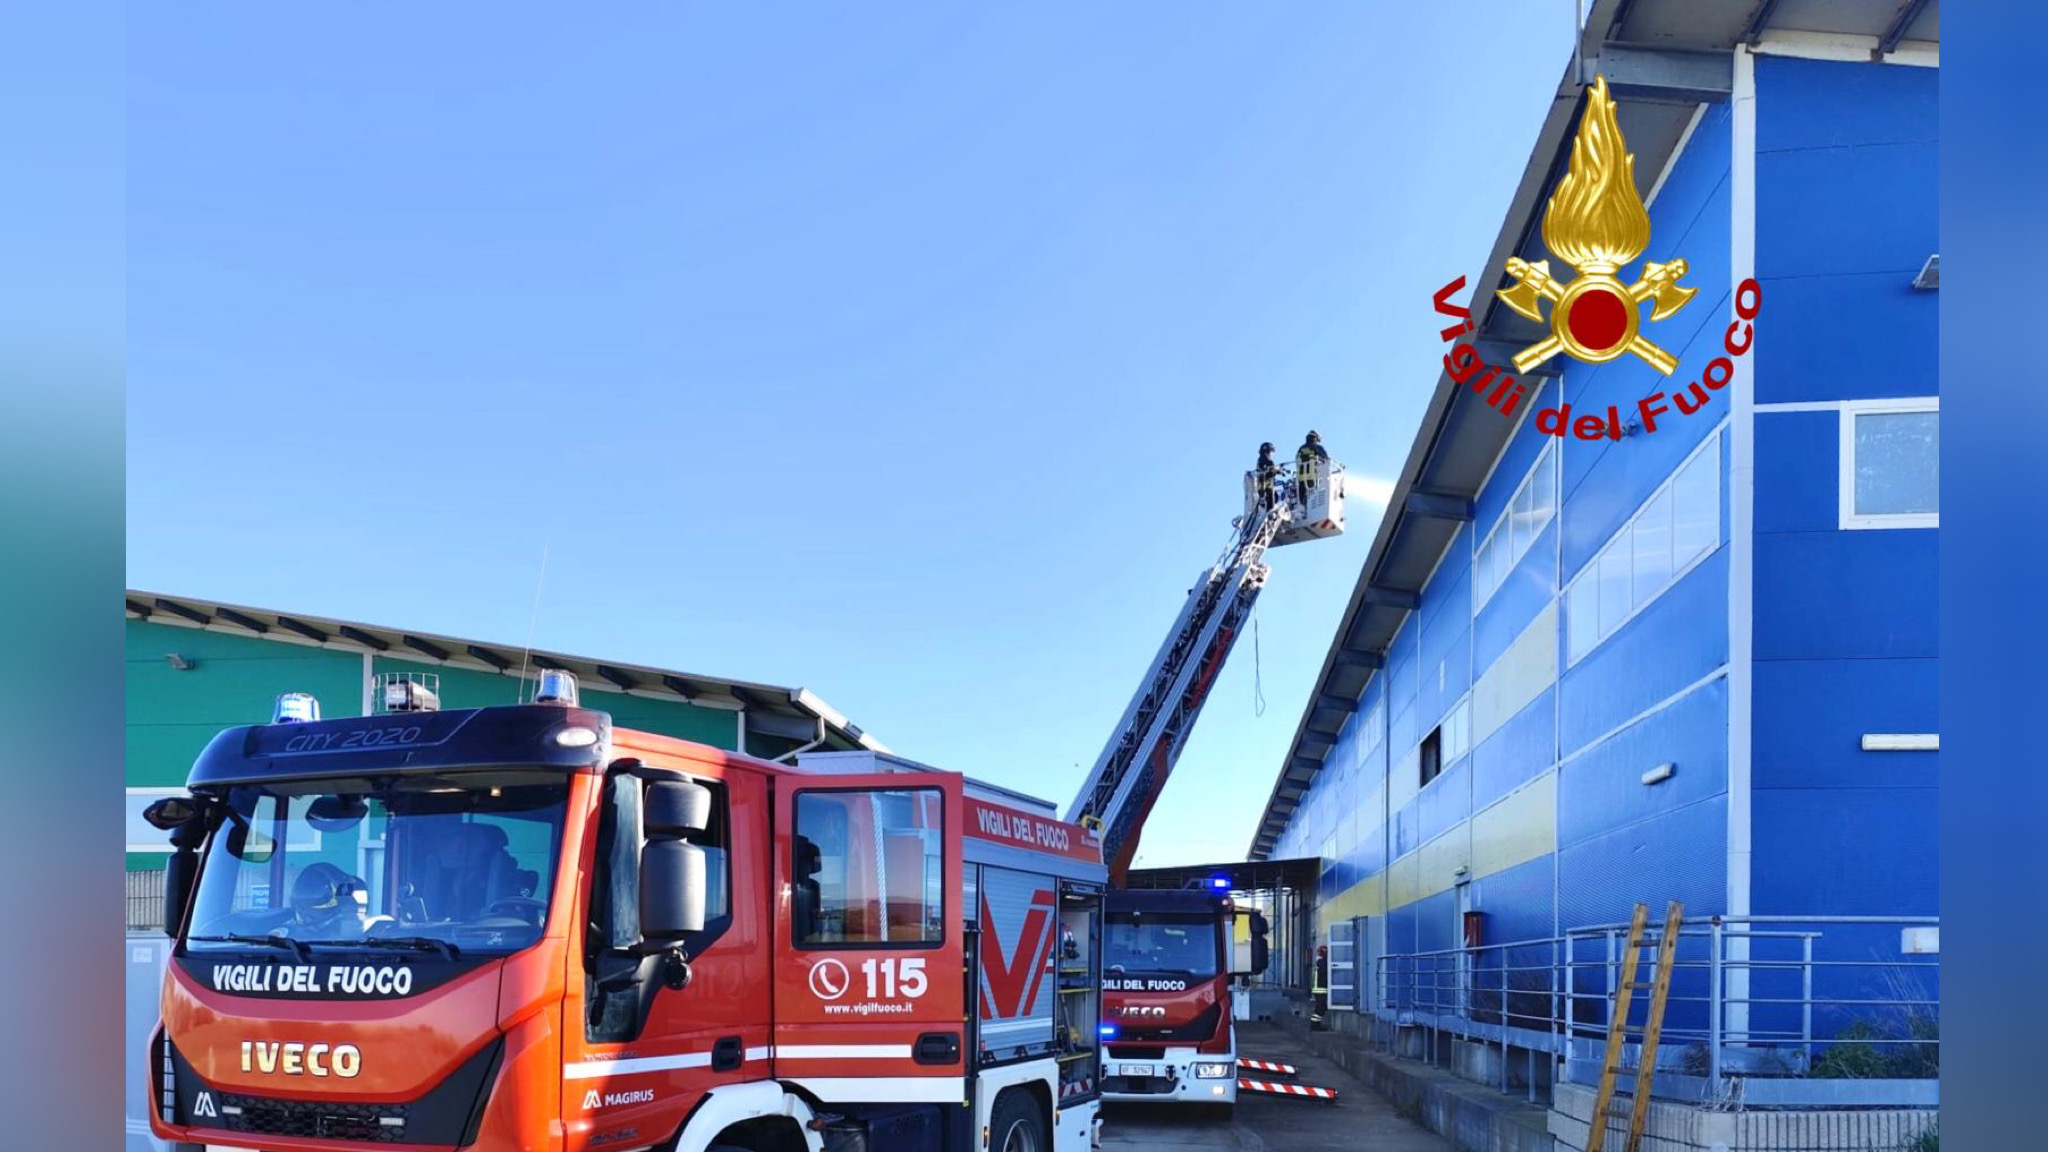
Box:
[1118,1063,1157,1078]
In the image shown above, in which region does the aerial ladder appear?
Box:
[1066,451,1348,884]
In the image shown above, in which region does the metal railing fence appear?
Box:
[126,868,166,933]
[1365,915,1937,1109]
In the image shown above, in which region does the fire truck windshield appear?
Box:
[1104,911,1221,978]
[184,771,569,957]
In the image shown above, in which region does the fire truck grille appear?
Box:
[217,1093,410,1143]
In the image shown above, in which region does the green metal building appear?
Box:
[124,590,884,908]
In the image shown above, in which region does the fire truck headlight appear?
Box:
[1194,1062,1232,1079]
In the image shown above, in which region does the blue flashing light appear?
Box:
[534,669,580,706]
[273,692,321,724]
[1098,1023,1118,1039]
[1209,875,1231,891]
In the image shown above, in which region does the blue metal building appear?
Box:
[1248,0,1937,1045]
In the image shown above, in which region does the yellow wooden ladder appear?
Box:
[1585,901,1684,1152]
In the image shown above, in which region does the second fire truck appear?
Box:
[1069,452,1343,1114]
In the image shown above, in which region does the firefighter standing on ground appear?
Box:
[1295,431,1328,507]
[1311,944,1329,1028]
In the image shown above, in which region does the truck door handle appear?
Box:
[711,1035,744,1072]
[914,1031,961,1066]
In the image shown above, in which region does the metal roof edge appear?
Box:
[1246,0,1943,859]
[1244,2,1626,861]
[126,588,881,752]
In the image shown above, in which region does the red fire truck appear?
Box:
[144,672,1107,1152]
[1064,454,1331,1118]
[1095,889,1264,1118]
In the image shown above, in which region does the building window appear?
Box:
[1418,699,1469,790]
[1473,443,1558,610]
[1442,698,1470,762]
[1565,432,1723,665]
[1841,400,1937,529]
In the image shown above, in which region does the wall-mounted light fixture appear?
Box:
[165,653,194,671]
[1862,733,1938,751]
[1641,762,1676,785]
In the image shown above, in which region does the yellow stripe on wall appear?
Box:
[1471,771,1556,877]
[1317,770,1557,923]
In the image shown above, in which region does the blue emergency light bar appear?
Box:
[1099,1023,1118,1039]
[1209,875,1231,891]
[272,692,320,724]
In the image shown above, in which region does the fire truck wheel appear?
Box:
[989,1089,1048,1152]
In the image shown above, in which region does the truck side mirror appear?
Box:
[145,796,208,939]
[163,848,198,939]
[645,779,711,837]
[639,779,712,940]
[640,840,706,938]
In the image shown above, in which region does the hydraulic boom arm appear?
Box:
[1068,460,1345,883]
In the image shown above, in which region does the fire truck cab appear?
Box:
[1097,888,1264,1118]
[145,676,1106,1152]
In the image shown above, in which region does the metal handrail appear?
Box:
[1361,914,1938,1106]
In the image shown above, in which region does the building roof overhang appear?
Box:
[1248,0,1937,859]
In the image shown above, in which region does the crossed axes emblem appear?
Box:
[1496,256,1696,376]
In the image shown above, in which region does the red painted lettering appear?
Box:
[1445,343,1482,383]
[1724,319,1752,355]
[1638,393,1669,434]
[1735,278,1762,319]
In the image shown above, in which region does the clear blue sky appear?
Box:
[127,3,1570,866]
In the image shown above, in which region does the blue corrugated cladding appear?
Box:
[1750,55,1937,919]
[1269,57,1935,986]
[1472,687,1555,812]
[1267,103,1738,956]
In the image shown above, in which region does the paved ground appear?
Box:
[1098,1022,1453,1152]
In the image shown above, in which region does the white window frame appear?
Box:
[1839,397,1938,530]
[1564,429,1725,667]
[1472,442,1559,613]
[126,787,187,853]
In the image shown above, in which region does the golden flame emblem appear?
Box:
[1497,76,1695,375]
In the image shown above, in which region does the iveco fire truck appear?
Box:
[1068,453,1340,1116]
[1096,889,1264,1117]
[145,672,1107,1152]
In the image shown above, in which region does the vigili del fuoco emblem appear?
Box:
[1497,75,1695,375]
